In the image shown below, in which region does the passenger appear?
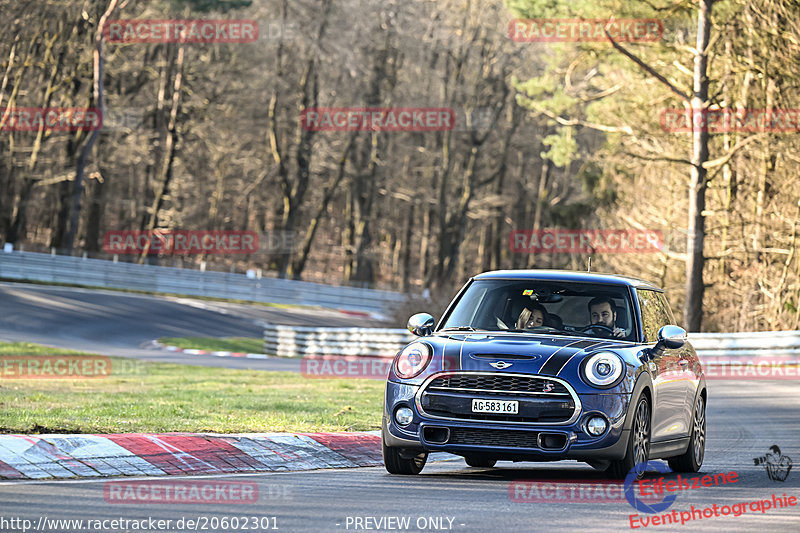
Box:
[588,296,625,338]
[517,303,548,329]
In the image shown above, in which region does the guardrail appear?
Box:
[262,323,414,357]
[687,331,800,359]
[0,250,406,315]
[262,325,800,361]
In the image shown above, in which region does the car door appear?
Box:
[659,293,702,422]
[637,289,691,442]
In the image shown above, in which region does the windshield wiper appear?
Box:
[440,326,479,332]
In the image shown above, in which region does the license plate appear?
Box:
[471,399,518,414]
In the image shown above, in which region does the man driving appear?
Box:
[588,296,625,338]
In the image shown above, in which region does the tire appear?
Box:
[382,438,428,475]
[606,395,651,480]
[464,455,497,468]
[668,394,705,473]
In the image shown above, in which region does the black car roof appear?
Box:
[472,269,663,291]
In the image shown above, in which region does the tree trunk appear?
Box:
[684,0,713,331]
[138,44,185,263]
[84,169,106,253]
[402,202,414,293]
[289,135,356,278]
[64,0,120,253]
[527,159,549,268]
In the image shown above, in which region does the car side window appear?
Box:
[637,289,673,343]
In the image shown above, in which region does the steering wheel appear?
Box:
[578,324,616,337]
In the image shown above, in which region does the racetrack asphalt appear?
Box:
[1,381,798,532]
[0,282,389,371]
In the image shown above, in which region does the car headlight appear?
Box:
[394,342,432,379]
[582,351,625,388]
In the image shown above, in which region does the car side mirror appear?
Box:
[656,325,687,350]
[407,313,435,337]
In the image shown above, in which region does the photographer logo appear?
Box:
[754,445,792,482]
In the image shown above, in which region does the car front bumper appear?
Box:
[382,379,632,461]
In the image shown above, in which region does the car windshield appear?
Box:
[439,279,636,341]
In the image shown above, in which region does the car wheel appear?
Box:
[464,455,497,468]
[382,438,428,475]
[606,395,651,480]
[668,394,705,472]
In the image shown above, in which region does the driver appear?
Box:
[588,296,625,338]
[517,303,547,329]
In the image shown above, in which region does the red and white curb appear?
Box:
[0,431,383,480]
[150,341,270,360]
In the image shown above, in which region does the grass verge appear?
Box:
[158,337,265,354]
[0,342,383,434]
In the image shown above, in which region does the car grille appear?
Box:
[427,375,571,395]
[447,427,540,448]
[418,372,578,424]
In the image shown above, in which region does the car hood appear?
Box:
[423,332,626,377]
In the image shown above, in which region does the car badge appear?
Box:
[489,361,512,369]
[542,382,554,393]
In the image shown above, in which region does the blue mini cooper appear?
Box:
[382,270,706,478]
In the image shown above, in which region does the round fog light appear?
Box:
[586,416,608,436]
[395,407,414,426]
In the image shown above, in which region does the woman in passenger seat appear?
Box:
[516,303,548,329]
